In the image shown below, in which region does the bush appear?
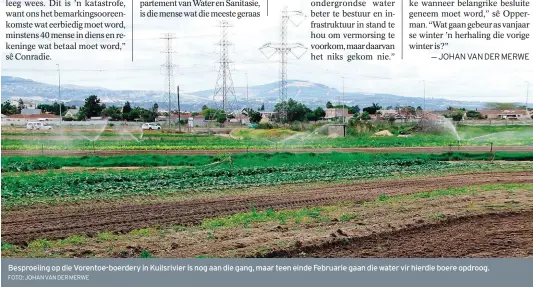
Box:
[257,123,274,129]
[140,249,153,258]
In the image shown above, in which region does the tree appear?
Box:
[201,105,208,111]
[247,109,262,124]
[362,103,382,115]
[314,107,326,119]
[348,105,360,114]
[466,110,483,119]
[326,101,333,109]
[361,111,371,120]
[259,104,265,111]
[102,106,122,121]
[451,111,464,122]
[79,95,105,119]
[17,98,25,114]
[1,101,17,115]
[416,106,423,115]
[122,102,132,114]
[38,102,68,116]
[274,99,312,123]
[215,113,227,124]
[141,109,157,122]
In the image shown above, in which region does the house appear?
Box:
[157,113,192,123]
[259,111,278,123]
[325,108,349,119]
[479,110,528,120]
[229,116,250,125]
[188,115,207,127]
[65,108,80,118]
[21,109,41,115]
[376,109,408,120]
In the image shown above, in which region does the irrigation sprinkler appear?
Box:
[92,141,96,154]
[41,144,44,156]
[490,142,494,154]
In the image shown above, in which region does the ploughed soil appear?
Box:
[2,146,533,156]
[266,211,533,258]
[3,183,532,258]
[2,171,532,245]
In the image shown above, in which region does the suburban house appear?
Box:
[376,109,409,120]
[21,108,41,115]
[479,110,529,120]
[325,108,349,119]
[64,108,80,118]
[229,116,250,125]
[188,115,207,128]
[259,111,278,123]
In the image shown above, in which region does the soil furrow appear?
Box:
[2,171,532,244]
[261,211,533,258]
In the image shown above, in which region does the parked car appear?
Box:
[141,123,162,130]
[26,122,53,130]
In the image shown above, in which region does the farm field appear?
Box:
[2,125,533,154]
[2,149,533,258]
[2,123,533,258]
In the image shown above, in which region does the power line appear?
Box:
[161,33,177,128]
[213,20,236,114]
[259,5,307,122]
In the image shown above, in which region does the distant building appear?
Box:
[479,110,528,120]
[10,100,37,109]
[189,115,207,127]
[65,108,80,118]
[259,111,278,123]
[325,108,348,119]
[21,109,41,115]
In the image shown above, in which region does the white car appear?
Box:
[142,123,162,130]
[26,122,53,130]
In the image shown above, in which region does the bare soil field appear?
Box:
[267,211,533,258]
[3,146,533,156]
[2,171,532,245]
[3,183,531,258]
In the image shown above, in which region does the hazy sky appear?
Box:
[2,0,532,103]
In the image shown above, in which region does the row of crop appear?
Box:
[0,135,478,151]
[1,154,218,172]
[1,160,485,201]
[4,151,532,173]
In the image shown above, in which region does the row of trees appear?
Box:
[272,100,424,123]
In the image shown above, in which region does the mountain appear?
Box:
[2,76,490,111]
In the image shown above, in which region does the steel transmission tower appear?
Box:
[161,33,177,128]
[214,20,236,114]
[260,6,307,122]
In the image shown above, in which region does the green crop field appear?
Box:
[2,125,531,151]
[3,151,532,207]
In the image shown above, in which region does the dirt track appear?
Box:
[2,171,532,245]
[265,211,533,258]
[3,146,533,156]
